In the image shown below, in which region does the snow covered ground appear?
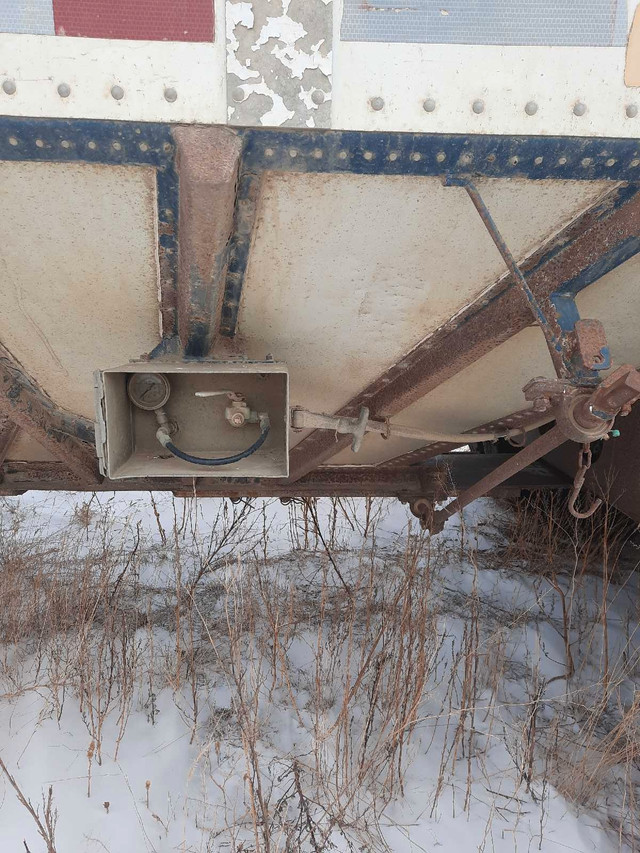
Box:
[0,492,638,852]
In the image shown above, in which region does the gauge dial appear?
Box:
[127,373,171,411]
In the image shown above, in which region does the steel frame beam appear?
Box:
[0,454,569,497]
[288,184,640,481]
[0,344,100,484]
[172,126,243,357]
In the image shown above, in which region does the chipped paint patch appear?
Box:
[227,0,332,128]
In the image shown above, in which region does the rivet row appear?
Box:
[1,79,179,103]
[259,143,639,169]
[367,95,638,118]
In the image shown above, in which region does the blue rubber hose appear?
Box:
[159,416,270,467]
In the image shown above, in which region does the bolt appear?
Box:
[230,412,245,427]
[573,101,587,116]
[164,86,177,103]
[110,84,125,101]
[311,89,325,105]
[231,86,245,103]
[626,104,638,118]
[370,96,384,111]
[472,99,485,114]
[524,100,538,115]
[2,79,16,95]
[57,82,71,98]
[423,97,436,112]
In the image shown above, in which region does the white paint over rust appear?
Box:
[237,173,611,448]
[0,162,160,419]
[226,0,332,127]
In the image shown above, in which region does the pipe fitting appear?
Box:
[555,392,614,443]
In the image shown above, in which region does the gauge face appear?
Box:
[127,373,171,411]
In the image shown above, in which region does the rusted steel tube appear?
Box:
[291,407,554,446]
[430,424,568,532]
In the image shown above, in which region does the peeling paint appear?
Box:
[226,0,332,128]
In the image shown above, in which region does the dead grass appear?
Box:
[0,493,637,851]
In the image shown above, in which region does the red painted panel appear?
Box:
[53,0,214,42]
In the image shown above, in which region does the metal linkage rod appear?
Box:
[445,176,567,379]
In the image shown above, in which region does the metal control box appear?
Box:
[94,362,289,479]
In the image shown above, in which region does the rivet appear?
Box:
[388,151,398,161]
[289,148,298,158]
[509,156,519,165]
[61,140,71,149]
[436,151,446,162]
[558,156,567,165]
[581,157,593,166]
[8,136,17,146]
[472,99,485,114]
[88,140,97,150]
[460,153,473,165]
[423,97,436,113]
[313,148,323,159]
[163,143,173,153]
[112,141,122,150]
[524,100,538,116]
[2,79,16,95]
[163,86,177,103]
[35,139,44,148]
[311,89,325,105]
[606,157,616,167]
[631,159,640,167]
[338,150,347,159]
[370,96,384,111]
[139,142,149,152]
[626,104,638,118]
[411,152,422,161]
[364,150,374,160]
[231,86,245,103]
[111,84,125,101]
[573,101,586,116]
[534,156,543,165]
[264,147,274,157]
[486,153,496,162]
[57,82,71,98]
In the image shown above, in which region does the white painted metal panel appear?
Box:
[332,42,640,138]
[0,162,161,418]
[0,32,225,123]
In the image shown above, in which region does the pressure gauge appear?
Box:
[127,373,171,411]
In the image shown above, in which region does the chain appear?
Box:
[567,442,602,519]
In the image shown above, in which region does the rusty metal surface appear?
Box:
[376,407,547,467]
[0,343,100,484]
[572,319,609,371]
[172,126,243,357]
[430,424,568,531]
[0,418,19,471]
[288,184,640,482]
[0,454,569,498]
